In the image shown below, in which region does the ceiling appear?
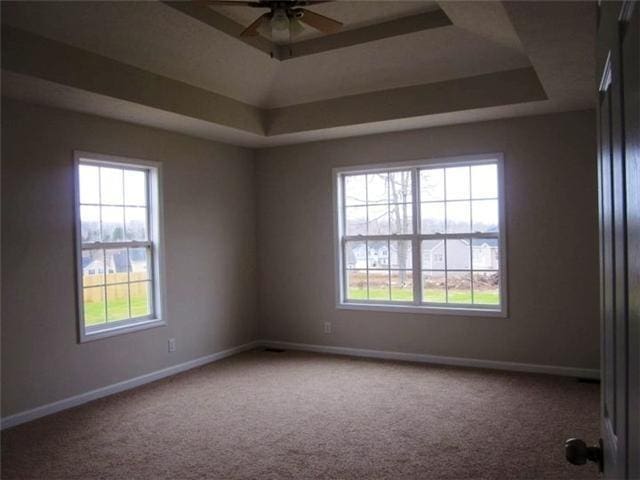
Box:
[0,1,596,147]
[211,1,440,42]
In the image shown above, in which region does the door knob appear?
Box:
[565,438,603,472]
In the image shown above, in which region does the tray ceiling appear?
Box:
[0,1,596,147]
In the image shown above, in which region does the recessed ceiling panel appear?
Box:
[210,1,440,42]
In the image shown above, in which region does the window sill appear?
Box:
[336,302,507,318]
[79,317,167,343]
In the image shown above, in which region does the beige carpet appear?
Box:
[2,349,600,480]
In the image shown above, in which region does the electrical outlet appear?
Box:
[168,338,176,353]
[324,322,332,334]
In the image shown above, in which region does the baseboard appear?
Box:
[1,340,261,430]
[2,339,599,430]
[260,340,601,380]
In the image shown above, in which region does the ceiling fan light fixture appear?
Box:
[214,1,344,42]
[270,9,289,31]
[270,8,290,43]
[289,17,305,37]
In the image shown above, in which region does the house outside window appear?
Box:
[334,154,507,316]
[74,152,166,341]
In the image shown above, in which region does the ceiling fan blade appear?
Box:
[198,1,264,7]
[240,12,270,36]
[298,8,342,34]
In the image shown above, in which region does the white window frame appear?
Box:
[74,151,166,342]
[333,153,508,317]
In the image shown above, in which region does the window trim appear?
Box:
[74,151,167,342]
[333,153,508,318]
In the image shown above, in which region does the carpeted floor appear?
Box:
[2,349,600,480]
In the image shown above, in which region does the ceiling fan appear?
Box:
[202,1,343,43]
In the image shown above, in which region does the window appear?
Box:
[335,154,506,316]
[74,152,165,341]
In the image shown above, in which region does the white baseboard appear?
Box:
[1,340,261,430]
[260,340,601,380]
[2,339,599,430]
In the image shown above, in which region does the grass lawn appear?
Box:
[348,287,499,305]
[84,295,151,326]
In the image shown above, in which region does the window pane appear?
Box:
[471,164,498,199]
[368,270,390,300]
[446,201,471,233]
[344,174,367,206]
[345,206,367,235]
[367,205,389,235]
[106,283,130,321]
[421,239,445,270]
[472,238,500,270]
[100,167,124,205]
[367,240,388,269]
[389,170,412,203]
[445,166,470,200]
[79,164,100,204]
[389,203,412,234]
[124,170,147,206]
[472,199,498,233]
[390,240,412,269]
[447,271,472,304]
[130,281,152,317]
[105,248,129,284]
[76,159,160,335]
[83,286,105,326]
[101,206,125,242]
[446,238,471,270]
[367,173,388,204]
[345,240,366,269]
[82,249,105,286]
[391,270,413,302]
[339,161,502,311]
[473,271,500,305]
[346,270,367,300]
[125,207,148,241]
[421,202,445,234]
[129,247,151,281]
[80,205,101,243]
[420,168,444,201]
[423,271,446,303]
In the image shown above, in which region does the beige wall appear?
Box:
[1,99,258,417]
[1,101,600,419]
[255,109,600,370]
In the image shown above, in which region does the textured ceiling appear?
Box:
[503,1,595,111]
[266,26,530,107]
[1,1,279,106]
[0,1,596,147]
[1,1,529,108]
[211,1,439,42]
